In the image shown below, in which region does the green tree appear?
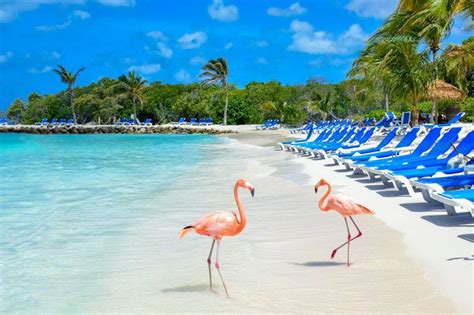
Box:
[7,99,25,123]
[52,65,85,124]
[116,71,147,124]
[199,58,229,125]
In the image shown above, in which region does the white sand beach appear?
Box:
[83,129,471,313]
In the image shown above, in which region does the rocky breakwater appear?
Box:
[0,124,236,135]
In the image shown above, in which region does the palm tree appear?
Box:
[439,36,474,93]
[380,40,431,123]
[374,0,472,122]
[53,65,85,124]
[199,58,229,125]
[116,71,147,124]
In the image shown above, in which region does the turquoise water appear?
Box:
[0,133,223,313]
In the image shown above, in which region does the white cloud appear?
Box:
[0,0,131,23]
[28,66,52,74]
[208,0,238,22]
[36,9,90,32]
[308,59,322,67]
[72,9,90,20]
[267,2,306,17]
[224,42,234,50]
[0,51,13,63]
[255,57,268,65]
[123,57,135,64]
[147,31,167,41]
[345,0,398,19]
[178,31,208,49]
[157,42,173,58]
[97,0,135,7]
[251,40,269,47]
[43,51,61,59]
[330,58,350,67]
[288,20,369,55]
[174,69,192,82]
[128,64,161,75]
[190,55,206,65]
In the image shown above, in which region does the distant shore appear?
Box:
[0,124,240,135]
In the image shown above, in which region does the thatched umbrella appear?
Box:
[428,80,465,100]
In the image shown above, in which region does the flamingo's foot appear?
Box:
[330,249,337,259]
[357,232,362,237]
[215,262,221,269]
[207,258,211,264]
[347,234,352,241]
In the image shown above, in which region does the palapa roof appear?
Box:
[428,80,465,100]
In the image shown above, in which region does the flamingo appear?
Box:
[314,178,375,266]
[178,178,255,297]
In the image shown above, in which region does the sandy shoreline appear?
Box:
[229,129,472,314]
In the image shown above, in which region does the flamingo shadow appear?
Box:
[161,284,209,293]
[290,261,345,267]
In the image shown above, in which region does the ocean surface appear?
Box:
[0,133,229,312]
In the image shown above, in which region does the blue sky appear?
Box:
[0,0,471,110]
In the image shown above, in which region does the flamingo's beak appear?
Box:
[250,187,255,197]
[314,185,318,194]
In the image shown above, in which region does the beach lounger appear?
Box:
[256,119,273,130]
[411,173,474,204]
[206,118,213,125]
[50,118,58,126]
[423,112,465,128]
[142,118,152,126]
[431,189,474,216]
[334,127,404,167]
[351,127,444,172]
[380,130,474,195]
[66,119,74,126]
[310,127,365,159]
[189,118,198,125]
[35,118,48,126]
[358,127,462,179]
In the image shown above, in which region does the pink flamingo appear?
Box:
[314,178,375,266]
[178,178,255,297]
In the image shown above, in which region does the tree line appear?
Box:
[5,0,473,125]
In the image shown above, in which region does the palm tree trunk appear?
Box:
[384,92,389,112]
[223,84,228,125]
[132,97,138,125]
[430,49,439,123]
[69,87,77,124]
[412,97,419,125]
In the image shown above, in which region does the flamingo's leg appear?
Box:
[330,218,352,267]
[207,239,216,290]
[349,216,363,240]
[215,240,229,297]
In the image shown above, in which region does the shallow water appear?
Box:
[0,133,455,313]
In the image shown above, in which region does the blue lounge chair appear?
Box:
[256,119,273,130]
[334,127,402,166]
[380,130,474,194]
[395,111,411,134]
[35,118,48,126]
[0,118,8,125]
[66,119,74,126]
[59,119,66,126]
[431,189,474,216]
[358,127,462,179]
[50,118,58,126]
[353,127,444,171]
[411,174,474,204]
[206,118,213,125]
[279,124,315,150]
[142,118,152,126]
[189,118,198,125]
[310,127,362,158]
[423,112,465,128]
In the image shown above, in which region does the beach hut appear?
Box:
[428,80,465,123]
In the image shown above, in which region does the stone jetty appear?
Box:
[0,124,236,135]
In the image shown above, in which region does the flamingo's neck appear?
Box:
[319,183,331,211]
[234,184,247,233]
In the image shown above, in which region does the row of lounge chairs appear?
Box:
[172,117,213,126]
[0,118,9,125]
[256,119,280,130]
[35,118,74,126]
[115,118,153,126]
[279,112,473,217]
[289,111,465,136]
